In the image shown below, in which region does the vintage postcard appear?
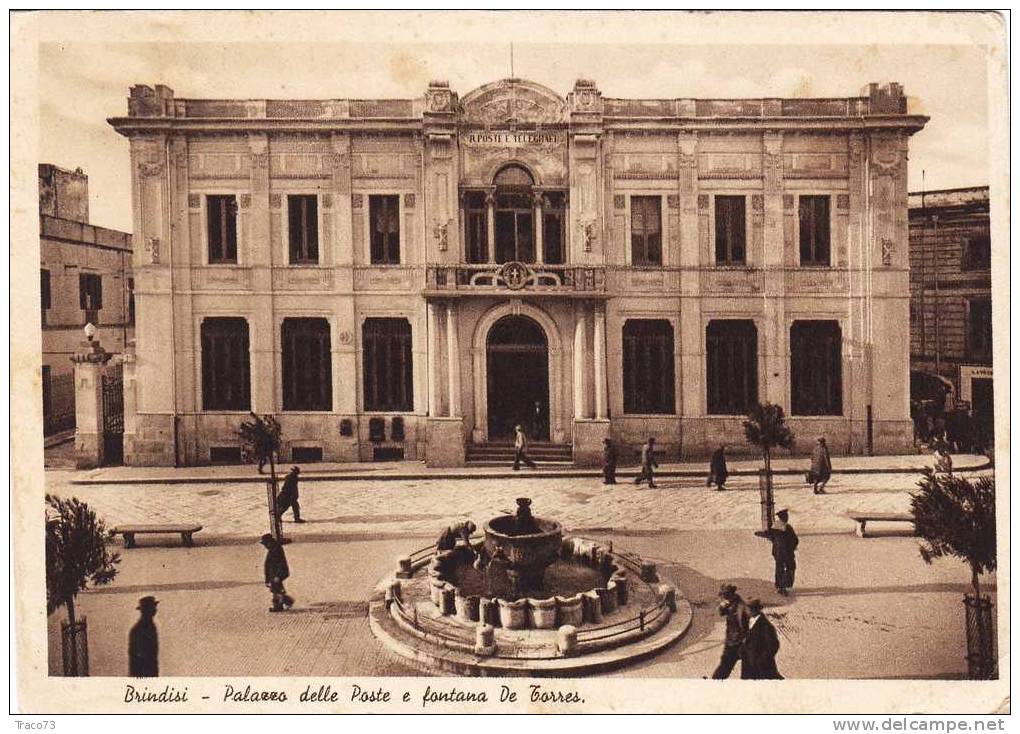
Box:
[9,10,1010,717]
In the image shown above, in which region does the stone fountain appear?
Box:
[483,498,563,599]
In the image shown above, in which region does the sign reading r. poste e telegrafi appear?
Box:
[463,131,561,146]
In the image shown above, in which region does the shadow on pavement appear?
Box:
[88,579,265,595]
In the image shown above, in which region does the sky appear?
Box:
[37,32,992,232]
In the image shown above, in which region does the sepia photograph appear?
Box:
[9,9,1009,717]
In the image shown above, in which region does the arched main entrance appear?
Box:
[486,315,549,441]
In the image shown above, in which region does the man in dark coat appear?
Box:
[261,533,294,612]
[602,437,617,485]
[707,444,729,490]
[276,466,304,522]
[741,599,782,679]
[128,595,159,677]
[633,437,658,489]
[436,520,476,552]
[711,584,750,679]
[769,508,799,595]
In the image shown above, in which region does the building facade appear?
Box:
[40,164,133,437]
[108,78,925,467]
[908,186,993,443]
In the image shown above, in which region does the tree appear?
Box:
[238,412,283,541]
[45,494,120,674]
[911,468,996,600]
[743,402,795,531]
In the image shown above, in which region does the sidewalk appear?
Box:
[66,452,992,486]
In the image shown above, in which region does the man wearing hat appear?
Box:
[261,534,294,612]
[602,437,617,485]
[633,436,658,489]
[740,599,782,679]
[276,466,304,523]
[711,584,750,679]
[128,596,159,677]
[769,509,799,595]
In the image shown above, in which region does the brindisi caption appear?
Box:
[123,682,584,708]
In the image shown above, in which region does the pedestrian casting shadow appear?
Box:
[88,579,265,595]
[283,513,448,525]
[793,582,994,598]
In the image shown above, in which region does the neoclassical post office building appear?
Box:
[108,78,926,466]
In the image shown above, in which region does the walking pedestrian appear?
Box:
[633,437,658,489]
[128,595,159,677]
[808,436,832,494]
[707,444,728,491]
[512,424,537,470]
[711,584,750,679]
[276,466,304,523]
[740,599,782,679]
[602,437,617,485]
[260,533,294,612]
[769,508,799,596]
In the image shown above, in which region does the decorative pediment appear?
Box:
[461,79,567,127]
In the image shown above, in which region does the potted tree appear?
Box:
[911,468,997,678]
[45,494,120,676]
[743,402,795,534]
[237,412,285,542]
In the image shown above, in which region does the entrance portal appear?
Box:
[486,315,549,441]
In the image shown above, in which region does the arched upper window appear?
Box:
[493,165,535,188]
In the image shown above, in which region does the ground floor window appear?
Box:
[201,317,251,411]
[706,320,758,414]
[790,320,842,416]
[623,319,675,414]
[282,318,332,411]
[362,318,413,412]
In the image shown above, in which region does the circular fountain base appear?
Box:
[368,535,693,677]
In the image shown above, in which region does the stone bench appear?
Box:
[845,512,915,538]
[111,524,202,548]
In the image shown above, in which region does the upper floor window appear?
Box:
[207,195,238,264]
[201,317,250,411]
[41,269,51,325]
[494,166,535,264]
[968,299,993,361]
[542,192,566,265]
[464,191,489,264]
[799,195,831,266]
[370,194,401,265]
[714,195,746,265]
[964,235,991,270]
[79,272,102,325]
[288,195,319,265]
[630,196,662,267]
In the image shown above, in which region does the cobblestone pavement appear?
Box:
[48,530,989,679]
[45,465,992,541]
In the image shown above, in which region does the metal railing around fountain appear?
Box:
[574,597,670,645]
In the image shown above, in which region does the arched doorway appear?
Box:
[486,315,549,441]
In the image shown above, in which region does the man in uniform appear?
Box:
[128,595,159,677]
[276,466,304,523]
[769,508,799,596]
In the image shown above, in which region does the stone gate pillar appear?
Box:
[71,338,112,469]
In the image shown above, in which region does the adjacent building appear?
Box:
[107,78,926,467]
[40,164,133,437]
[908,186,993,443]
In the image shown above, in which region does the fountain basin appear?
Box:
[483,514,563,597]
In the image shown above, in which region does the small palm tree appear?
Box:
[743,402,795,531]
[238,412,283,540]
[911,468,996,678]
[45,494,120,675]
